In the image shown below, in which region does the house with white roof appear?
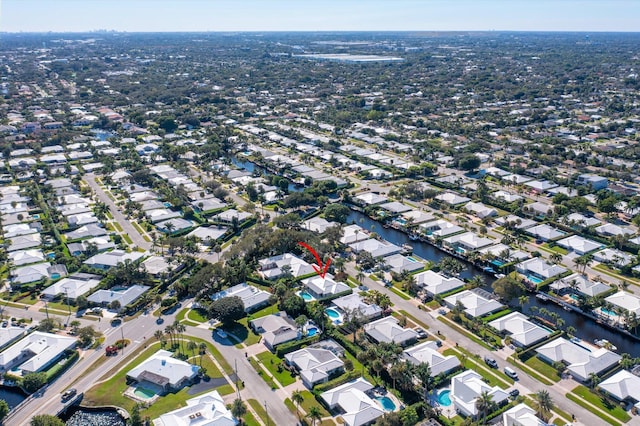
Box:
[250,312,299,351]
[12,262,66,285]
[419,219,464,238]
[535,337,621,382]
[349,239,402,258]
[443,232,494,253]
[550,273,611,298]
[141,256,175,277]
[331,294,382,321]
[598,370,640,405]
[127,349,199,393]
[526,202,553,218]
[7,233,41,252]
[67,236,115,256]
[436,192,471,206]
[565,213,601,229]
[478,244,529,262]
[258,253,315,280]
[576,174,608,191]
[502,174,533,185]
[285,345,345,388]
[4,223,40,238]
[354,192,388,206]
[9,249,45,266]
[320,377,384,426]
[525,224,565,242]
[146,208,182,224]
[503,403,546,426]
[340,224,368,245]
[88,285,150,310]
[41,273,102,300]
[450,370,509,418]
[67,212,99,227]
[213,209,252,224]
[491,190,522,203]
[378,201,412,216]
[0,331,76,374]
[382,254,424,274]
[489,312,551,347]
[516,258,568,283]
[595,223,634,238]
[444,289,505,318]
[524,180,558,193]
[156,218,194,234]
[303,217,338,233]
[605,291,640,316]
[0,327,26,351]
[84,250,145,270]
[186,225,227,243]
[593,248,633,267]
[557,235,604,255]
[494,215,536,230]
[153,390,236,426]
[403,340,460,376]
[414,270,465,297]
[464,201,497,219]
[64,223,107,240]
[302,276,351,301]
[211,283,271,312]
[364,316,418,347]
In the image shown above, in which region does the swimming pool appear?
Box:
[325,308,343,324]
[307,327,318,337]
[50,273,61,279]
[407,256,418,262]
[600,307,619,317]
[133,387,156,400]
[491,259,505,267]
[437,389,452,407]
[527,275,543,284]
[299,291,314,302]
[376,396,396,411]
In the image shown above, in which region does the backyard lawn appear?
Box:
[570,385,631,423]
[256,351,297,386]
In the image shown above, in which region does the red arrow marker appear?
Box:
[298,242,332,279]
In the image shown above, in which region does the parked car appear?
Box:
[509,388,520,398]
[504,366,518,380]
[484,357,498,368]
[414,328,428,339]
[156,317,164,325]
[110,318,122,326]
[61,388,77,401]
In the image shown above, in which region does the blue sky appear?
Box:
[2,0,639,32]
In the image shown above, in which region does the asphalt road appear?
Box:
[83,173,152,251]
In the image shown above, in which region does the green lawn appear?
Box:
[248,357,278,389]
[299,390,331,417]
[246,304,278,321]
[113,222,123,232]
[224,319,262,347]
[122,234,133,244]
[507,356,554,386]
[444,348,512,388]
[398,309,429,330]
[388,285,411,300]
[524,356,561,382]
[187,308,208,323]
[248,399,275,426]
[243,411,260,426]
[256,351,297,386]
[570,385,631,423]
[437,316,494,350]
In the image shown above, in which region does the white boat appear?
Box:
[594,339,618,351]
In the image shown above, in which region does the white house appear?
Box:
[516,258,568,283]
[210,283,271,313]
[450,370,509,418]
[443,232,494,253]
[464,201,497,219]
[258,253,315,280]
[363,316,418,347]
[550,273,611,298]
[444,290,505,318]
[556,235,603,255]
[414,270,464,297]
[382,254,424,274]
[489,312,551,347]
[525,224,565,242]
[403,340,460,376]
[302,276,351,300]
[349,239,402,258]
[593,248,633,267]
[436,192,471,206]
[41,273,102,300]
[598,370,640,405]
[340,224,368,245]
[331,294,383,321]
[153,390,236,426]
[535,338,621,382]
[127,349,199,392]
[605,291,640,316]
[83,250,145,270]
[320,377,384,426]
[0,331,76,374]
[285,345,345,388]
[503,403,546,426]
[419,219,464,238]
[88,285,150,310]
[354,192,388,206]
[250,313,299,351]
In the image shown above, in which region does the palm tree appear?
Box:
[468,275,485,289]
[475,391,494,425]
[154,330,165,346]
[198,342,207,367]
[518,295,529,310]
[356,270,365,284]
[414,362,433,402]
[291,390,304,420]
[533,389,554,421]
[230,398,247,424]
[549,252,563,265]
[164,325,174,348]
[187,341,197,361]
[588,373,601,390]
[307,406,323,426]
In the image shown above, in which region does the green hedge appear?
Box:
[46,350,79,382]
[313,371,361,394]
[275,335,321,357]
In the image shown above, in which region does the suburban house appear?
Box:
[443,232,494,253]
[419,219,464,238]
[502,403,546,426]
[435,192,471,206]
[258,253,315,280]
[463,201,497,218]
[0,331,76,374]
[444,289,505,318]
[303,216,338,233]
[41,273,102,300]
[414,270,464,297]
[382,254,424,274]
[87,285,150,310]
[488,312,551,347]
[302,276,351,301]
[576,174,608,191]
[210,283,271,313]
[127,349,199,393]
[403,341,460,376]
[354,192,388,206]
[250,313,299,351]
[525,224,565,242]
[604,291,640,316]
[349,239,402,258]
[378,201,412,217]
[516,258,568,284]
[0,327,26,351]
[330,293,383,321]
[450,370,509,418]
[153,390,236,426]
[340,224,368,245]
[83,250,145,270]
[556,235,604,255]
[285,344,345,388]
[320,377,385,426]
[535,338,621,382]
[593,248,633,267]
[363,316,418,347]
[598,370,640,408]
[550,273,612,298]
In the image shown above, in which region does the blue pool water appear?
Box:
[527,275,543,284]
[133,387,156,399]
[50,273,60,279]
[600,307,619,317]
[299,291,314,301]
[307,327,318,337]
[32,214,40,219]
[437,390,452,406]
[396,218,407,225]
[491,259,505,267]
[325,308,340,319]
[570,294,580,302]
[407,256,418,262]
[455,247,466,254]
[376,396,396,411]
[163,202,172,208]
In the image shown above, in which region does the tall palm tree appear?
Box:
[291,390,304,420]
[549,252,563,265]
[198,342,207,367]
[533,389,554,421]
[154,330,165,346]
[307,406,323,426]
[187,341,197,361]
[230,398,247,424]
[475,391,494,425]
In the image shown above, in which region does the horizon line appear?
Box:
[2,30,640,35]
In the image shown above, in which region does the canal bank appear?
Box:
[346,209,640,356]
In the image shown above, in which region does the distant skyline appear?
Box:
[2,0,640,33]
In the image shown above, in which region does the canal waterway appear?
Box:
[346,210,640,356]
[0,386,26,409]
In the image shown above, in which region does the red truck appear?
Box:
[105,345,118,356]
